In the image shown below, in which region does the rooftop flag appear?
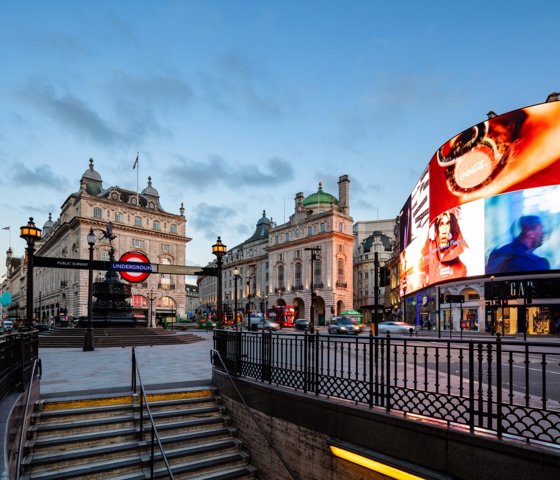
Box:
[1,226,9,230]
[132,152,139,170]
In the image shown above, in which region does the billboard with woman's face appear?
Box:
[399,101,560,295]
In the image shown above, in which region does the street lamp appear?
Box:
[83,228,96,351]
[304,246,321,333]
[212,237,227,328]
[20,217,42,330]
[147,289,157,328]
[233,268,240,329]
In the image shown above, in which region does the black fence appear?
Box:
[213,330,560,447]
[0,331,40,403]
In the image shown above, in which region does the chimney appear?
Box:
[338,175,350,215]
[295,192,304,210]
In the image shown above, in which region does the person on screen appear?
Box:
[421,211,468,285]
[486,215,550,274]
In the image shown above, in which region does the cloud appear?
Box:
[165,154,294,190]
[201,51,283,119]
[17,83,124,145]
[9,163,70,191]
[190,202,238,238]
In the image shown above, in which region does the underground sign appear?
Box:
[116,251,152,283]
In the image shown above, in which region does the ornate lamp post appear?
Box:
[147,289,157,328]
[20,217,42,330]
[212,237,227,328]
[83,228,97,351]
[233,268,240,329]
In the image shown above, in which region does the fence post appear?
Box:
[469,340,475,433]
[235,330,242,376]
[368,332,374,408]
[385,333,391,412]
[303,331,308,394]
[496,334,503,438]
[314,331,320,395]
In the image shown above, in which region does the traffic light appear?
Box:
[526,283,535,304]
[379,266,390,286]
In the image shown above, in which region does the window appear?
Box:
[275,235,279,244]
[278,253,284,261]
[295,250,301,258]
[338,222,343,232]
[337,258,344,282]
[320,222,326,233]
[170,224,177,233]
[93,207,102,219]
[285,233,289,242]
[132,239,144,248]
[337,245,344,253]
[314,258,322,285]
[153,220,161,230]
[295,263,302,288]
[307,226,313,236]
[100,250,111,262]
[162,244,172,252]
[115,212,124,223]
[278,266,285,289]
[134,216,142,226]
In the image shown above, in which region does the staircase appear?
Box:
[19,387,257,479]
[39,328,206,348]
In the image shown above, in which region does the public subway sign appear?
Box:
[116,251,153,283]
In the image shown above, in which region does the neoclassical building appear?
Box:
[199,175,355,326]
[4,159,190,326]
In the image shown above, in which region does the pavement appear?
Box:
[38,329,216,398]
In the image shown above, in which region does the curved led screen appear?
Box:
[399,101,560,295]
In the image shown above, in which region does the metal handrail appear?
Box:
[131,348,175,479]
[15,357,41,480]
[211,347,298,480]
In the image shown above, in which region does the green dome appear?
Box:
[302,182,338,207]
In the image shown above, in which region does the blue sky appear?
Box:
[1,0,559,276]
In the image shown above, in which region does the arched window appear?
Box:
[337,258,344,282]
[153,220,161,231]
[93,207,102,219]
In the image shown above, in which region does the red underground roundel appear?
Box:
[117,251,151,283]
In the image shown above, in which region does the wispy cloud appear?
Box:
[201,51,283,119]
[9,163,70,191]
[17,83,123,145]
[190,202,238,238]
[165,154,294,189]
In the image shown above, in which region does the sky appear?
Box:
[1,0,559,278]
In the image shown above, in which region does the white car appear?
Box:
[377,321,416,334]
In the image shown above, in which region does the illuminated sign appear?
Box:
[400,101,560,295]
[118,251,152,283]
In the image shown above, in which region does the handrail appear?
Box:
[15,357,41,480]
[131,348,175,479]
[211,348,298,480]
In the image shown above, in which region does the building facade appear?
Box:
[4,159,190,327]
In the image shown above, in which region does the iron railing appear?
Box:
[0,330,39,403]
[131,348,175,479]
[213,330,560,447]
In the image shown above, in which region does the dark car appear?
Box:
[294,318,310,331]
[34,323,51,332]
[328,316,360,335]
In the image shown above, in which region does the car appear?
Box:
[34,323,51,332]
[294,318,310,331]
[377,321,416,334]
[254,319,281,331]
[3,320,13,333]
[328,316,360,335]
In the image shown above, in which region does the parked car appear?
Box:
[3,320,13,333]
[328,316,360,335]
[377,321,416,334]
[294,318,310,331]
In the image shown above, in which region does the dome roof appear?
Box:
[42,213,54,237]
[81,158,102,182]
[302,182,338,207]
[246,210,272,242]
[256,210,271,226]
[81,158,103,195]
[141,176,159,198]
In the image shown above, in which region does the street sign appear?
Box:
[118,252,152,283]
[34,256,110,270]
[158,265,202,275]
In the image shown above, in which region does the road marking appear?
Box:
[511,364,560,375]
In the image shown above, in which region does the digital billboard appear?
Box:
[399,101,560,295]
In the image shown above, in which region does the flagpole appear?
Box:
[136,152,139,206]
